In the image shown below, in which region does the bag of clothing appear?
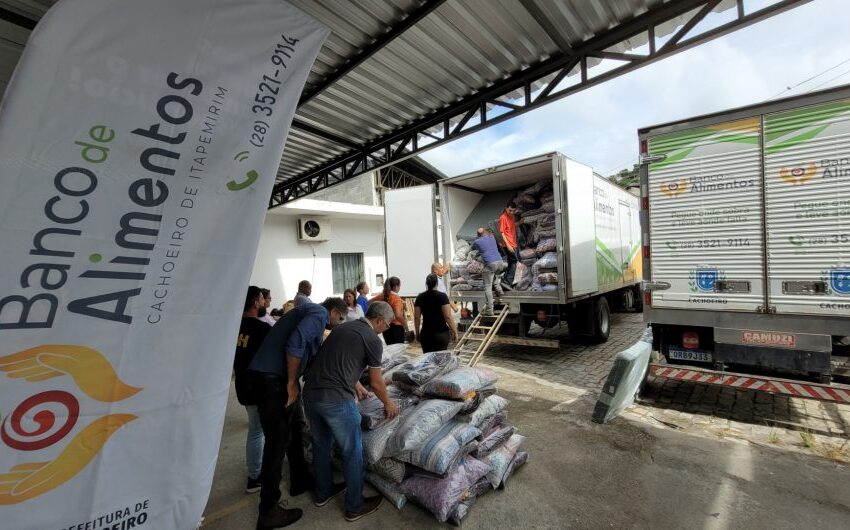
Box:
[359,387,420,430]
[422,367,499,400]
[366,457,406,484]
[519,248,537,260]
[522,180,547,197]
[536,238,557,254]
[476,411,506,435]
[541,284,558,292]
[458,384,496,413]
[501,450,529,487]
[538,272,559,285]
[397,420,481,476]
[362,414,402,464]
[454,239,471,260]
[400,456,491,522]
[465,259,484,275]
[365,471,407,510]
[457,395,509,429]
[472,425,517,459]
[480,433,525,488]
[535,252,558,269]
[385,399,464,455]
[393,350,459,387]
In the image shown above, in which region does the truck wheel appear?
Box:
[633,286,643,313]
[592,296,610,342]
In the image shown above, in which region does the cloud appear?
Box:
[420,0,850,177]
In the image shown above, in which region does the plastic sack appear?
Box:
[535,252,558,269]
[365,471,407,510]
[476,411,506,435]
[458,385,496,413]
[501,450,528,487]
[359,387,420,429]
[385,399,464,455]
[392,350,459,387]
[537,228,556,239]
[512,261,528,286]
[519,248,537,260]
[367,457,406,484]
[400,456,491,522]
[397,420,481,476]
[541,284,558,292]
[362,411,405,464]
[480,433,525,488]
[522,180,547,197]
[454,239,471,261]
[458,395,509,429]
[536,238,557,254]
[466,259,484,275]
[472,425,517,459]
[538,272,559,285]
[422,367,499,400]
[448,495,477,526]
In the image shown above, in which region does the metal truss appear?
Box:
[270,0,810,207]
[375,165,428,205]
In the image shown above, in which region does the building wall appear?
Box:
[307,172,378,205]
[250,214,386,305]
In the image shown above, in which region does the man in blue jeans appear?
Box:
[303,301,399,521]
[471,227,507,315]
[234,286,270,494]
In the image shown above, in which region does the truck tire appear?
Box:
[592,296,611,342]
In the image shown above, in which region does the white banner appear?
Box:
[0,1,327,528]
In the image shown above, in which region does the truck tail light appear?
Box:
[644,291,652,307]
[640,139,648,155]
[642,244,650,259]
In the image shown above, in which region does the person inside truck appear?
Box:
[471,227,506,316]
[498,201,519,288]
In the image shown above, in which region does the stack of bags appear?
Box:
[447,176,559,293]
[359,348,529,524]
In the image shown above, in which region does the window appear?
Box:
[331,253,365,294]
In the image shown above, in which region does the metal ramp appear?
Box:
[454,306,509,367]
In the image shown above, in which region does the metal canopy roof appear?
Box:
[0,0,811,207]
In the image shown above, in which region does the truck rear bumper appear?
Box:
[644,307,849,336]
[648,362,850,404]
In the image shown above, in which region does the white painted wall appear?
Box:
[250,213,386,304]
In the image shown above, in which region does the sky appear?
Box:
[418,0,850,178]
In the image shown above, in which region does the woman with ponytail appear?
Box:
[369,276,407,344]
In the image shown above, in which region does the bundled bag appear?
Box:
[397,420,481,476]
[422,367,499,400]
[536,238,557,254]
[362,408,413,464]
[385,399,464,455]
[454,239,471,260]
[535,252,558,269]
[367,457,406,484]
[476,411,506,435]
[541,284,558,292]
[538,272,559,285]
[472,425,517,459]
[359,387,420,430]
[465,259,484,275]
[522,180,547,197]
[458,395,509,429]
[519,248,537,260]
[501,450,529,487]
[480,433,525,488]
[393,350,459,387]
[365,472,407,510]
[400,456,491,522]
[458,385,496,413]
[515,193,537,208]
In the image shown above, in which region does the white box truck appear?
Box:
[640,85,850,384]
[384,152,641,341]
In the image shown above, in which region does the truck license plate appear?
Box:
[668,347,713,363]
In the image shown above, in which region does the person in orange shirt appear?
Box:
[368,276,409,345]
[498,201,519,287]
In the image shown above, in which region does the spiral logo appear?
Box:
[1,390,79,451]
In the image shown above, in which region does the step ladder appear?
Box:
[453,306,509,367]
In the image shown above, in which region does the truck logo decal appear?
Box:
[779,163,817,185]
[741,331,796,348]
[688,267,725,293]
[659,179,691,197]
[829,268,850,295]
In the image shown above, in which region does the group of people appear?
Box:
[232,267,462,529]
[467,200,520,315]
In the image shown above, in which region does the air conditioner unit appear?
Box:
[297,217,331,242]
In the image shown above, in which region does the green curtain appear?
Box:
[331,253,364,294]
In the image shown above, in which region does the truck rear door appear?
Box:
[647,118,765,311]
[384,185,438,297]
[763,99,850,316]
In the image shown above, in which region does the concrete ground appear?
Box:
[202,313,850,529]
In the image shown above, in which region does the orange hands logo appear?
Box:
[0,345,141,505]
[659,179,691,198]
[0,344,141,402]
[779,163,817,185]
[0,414,135,505]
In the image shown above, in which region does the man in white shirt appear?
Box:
[294,280,313,307]
[258,288,277,326]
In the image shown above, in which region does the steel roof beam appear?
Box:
[267,0,809,207]
[296,0,448,108]
[0,7,36,30]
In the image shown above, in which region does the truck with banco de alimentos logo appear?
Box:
[639,84,850,386]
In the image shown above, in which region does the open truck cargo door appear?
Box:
[646,118,766,312]
[384,185,438,297]
[763,100,850,317]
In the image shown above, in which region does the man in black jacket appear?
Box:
[234,286,271,494]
